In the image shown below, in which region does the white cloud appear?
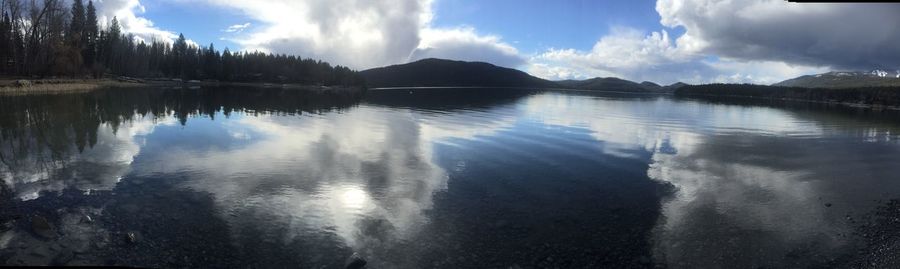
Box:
[527,26,728,84]
[528,1,900,85]
[223,22,251,33]
[410,27,525,67]
[703,59,828,85]
[95,0,178,43]
[199,0,522,69]
[197,0,431,69]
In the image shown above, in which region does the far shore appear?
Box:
[0,77,365,96]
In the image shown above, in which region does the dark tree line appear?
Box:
[0,0,363,86]
[674,83,900,107]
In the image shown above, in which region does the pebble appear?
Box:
[345,252,367,269]
[31,215,56,239]
[54,249,75,265]
[126,232,139,244]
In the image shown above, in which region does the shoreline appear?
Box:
[675,92,900,111]
[0,79,147,95]
[0,78,365,96]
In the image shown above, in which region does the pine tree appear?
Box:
[84,0,98,68]
[66,0,86,74]
[0,12,9,73]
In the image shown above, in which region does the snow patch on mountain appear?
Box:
[872,70,889,77]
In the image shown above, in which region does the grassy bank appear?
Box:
[0,78,147,95]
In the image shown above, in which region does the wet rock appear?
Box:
[492,220,510,229]
[31,215,56,239]
[15,79,32,87]
[6,252,49,265]
[126,231,140,244]
[120,203,140,214]
[30,244,52,258]
[66,259,94,266]
[345,252,367,269]
[0,220,13,232]
[54,249,75,265]
[638,255,651,264]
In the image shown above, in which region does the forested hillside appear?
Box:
[674,83,900,107]
[360,58,559,88]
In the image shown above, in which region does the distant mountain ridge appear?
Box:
[360,58,684,92]
[360,58,558,88]
[774,70,900,88]
[557,77,685,92]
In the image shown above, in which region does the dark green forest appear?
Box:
[674,83,900,107]
[0,0,363,86]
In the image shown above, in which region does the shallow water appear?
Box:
[2,87,900,268]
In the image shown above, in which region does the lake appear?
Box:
[2,87,900,268]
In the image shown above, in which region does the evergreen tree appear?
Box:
[0,12,9,73]
[84,0,98,68]
[69,0,85,41]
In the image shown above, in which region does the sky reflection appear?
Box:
[4,90,900,267]
[517,92,900,268]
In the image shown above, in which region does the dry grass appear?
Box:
[0,79,145,96]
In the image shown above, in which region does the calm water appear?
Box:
[2,87,900,268]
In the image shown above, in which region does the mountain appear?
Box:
[774,70,900,88]
[558,77,682,93]
[662,82,689,91]
[360,58,558,88]
[640,81,662,88]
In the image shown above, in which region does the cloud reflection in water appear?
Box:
[125,105,517,263]
[519,92,900,268]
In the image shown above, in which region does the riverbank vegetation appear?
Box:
[0,0,363,86]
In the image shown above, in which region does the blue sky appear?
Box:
[136,0,669,54]
[98,0,900,85]
[429,0,673,53]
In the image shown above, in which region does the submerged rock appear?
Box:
[126,232,139,244]
[0,220,13,232]
[53,249,75,265]
[31,215,56,239]
[345,252,367,269]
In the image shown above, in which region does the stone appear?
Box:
[345,252,367,269]
[66,259,94,266]
[120,204,140,214]
[126,232,139,244]
[15,80,32,87]
[0,220,13,232]
[638,255,651,264]
[30,244,53,258]
[7,252,49,266]
[54,249,75,265]
[31,215,56,239]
